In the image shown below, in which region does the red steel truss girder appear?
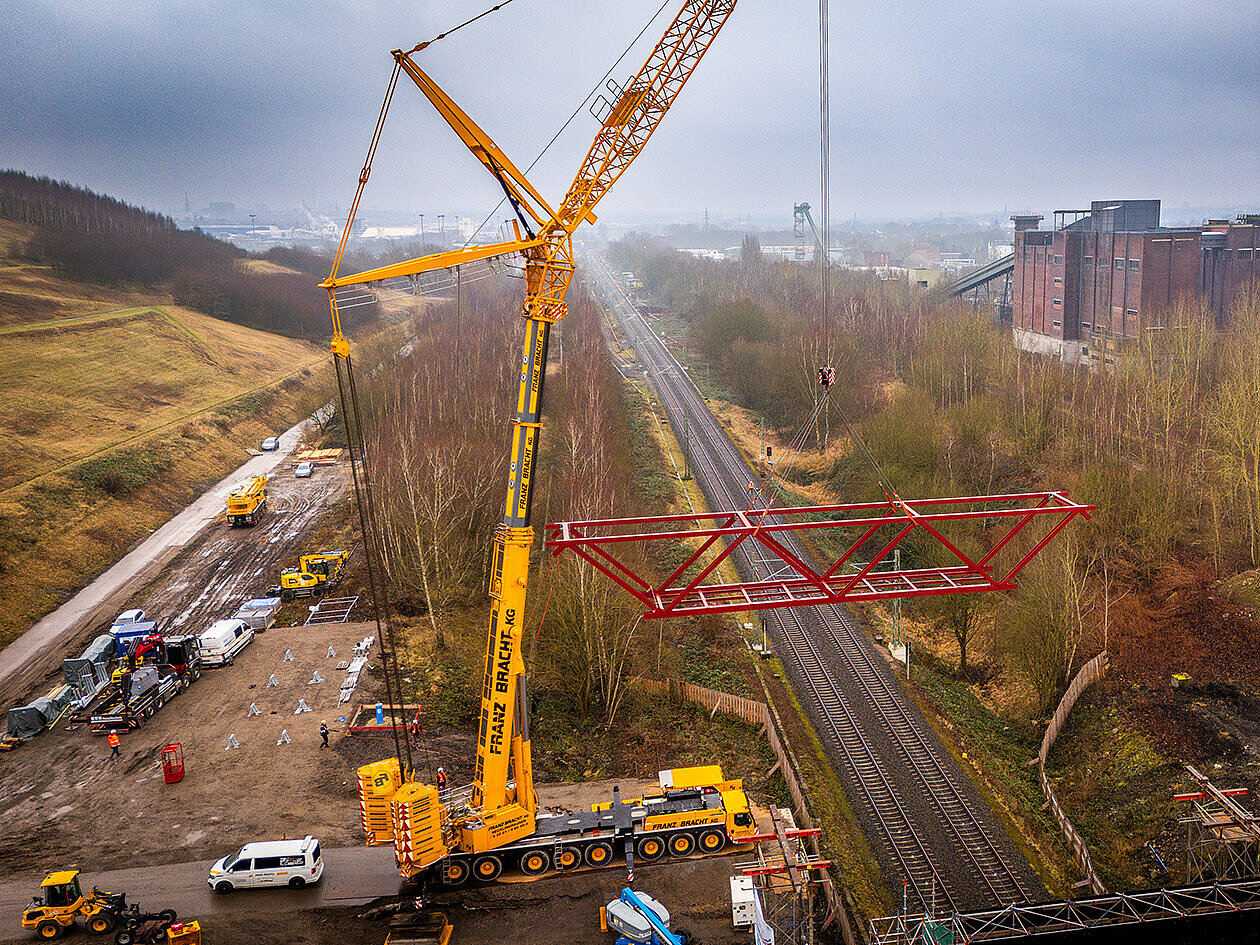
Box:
[544,491,1093,619]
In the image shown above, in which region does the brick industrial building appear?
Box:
[1012,199,1259,364]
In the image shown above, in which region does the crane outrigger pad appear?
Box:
[546,491,1093,618]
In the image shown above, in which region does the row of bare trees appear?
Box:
[614,236,1260,713]
[364,275,659,727]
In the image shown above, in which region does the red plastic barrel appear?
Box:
[161,743,185,784]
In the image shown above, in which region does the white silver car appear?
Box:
[294,461,314,478]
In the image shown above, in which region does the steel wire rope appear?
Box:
[402,0,522,55]
[323,61,419,778]
[814,0,901,509]
[333,356,412,778]
[345,356,422,780]
[461,0,674,248]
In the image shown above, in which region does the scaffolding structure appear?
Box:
[732,807,831,945]
[871,880,1260,944]
[1177,764,1260,882]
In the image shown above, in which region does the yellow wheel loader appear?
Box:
[21,871,125,939]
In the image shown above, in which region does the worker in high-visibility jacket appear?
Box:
[107,730,121,759]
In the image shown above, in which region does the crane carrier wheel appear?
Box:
[668,832,696,857]
[698,828,726,853]
[473,855,503,882]
[583,841,614,867]
[635,836,665,861]
[519,850,550,876]
[554,848,580,871]
[441,860,469,887]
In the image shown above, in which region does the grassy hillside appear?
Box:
[0,222,336,646]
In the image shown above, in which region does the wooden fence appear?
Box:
[1038,651,1110,896]
[632,675,769,727]
[633,675,858,945]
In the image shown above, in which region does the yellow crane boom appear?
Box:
[328,0,741,880]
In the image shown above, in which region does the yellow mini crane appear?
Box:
[322,0,745,886]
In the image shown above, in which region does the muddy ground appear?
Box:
[137,462,354,636]
[0,619,377,872]
[0,454,768,944]
[0,462,367,872]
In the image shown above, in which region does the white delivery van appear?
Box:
[198,618,254,667]
[208,836,323,892]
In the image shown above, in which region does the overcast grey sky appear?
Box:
[3,1,1258,224]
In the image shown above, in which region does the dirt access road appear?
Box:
[138,462,351,636]
[0,416,332,707]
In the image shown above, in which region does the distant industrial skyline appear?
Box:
[3,1,1257,225]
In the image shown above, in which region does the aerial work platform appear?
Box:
[546,491,1092,618]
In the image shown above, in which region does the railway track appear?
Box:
[589,258,1039,912]
[815,603,1030,905]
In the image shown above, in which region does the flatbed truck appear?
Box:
[90,670,181,733]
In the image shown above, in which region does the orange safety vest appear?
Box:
[107,732,120,748]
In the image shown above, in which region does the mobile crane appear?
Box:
[321,0,746,885]
[225,475,266,527]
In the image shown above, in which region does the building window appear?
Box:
[1082,347,1090,356]
[1129,259,1140,271]
[1054,276,1063,285]
[1115,258,1125,269]
[1054,254,1063,265]
[1081,322,1092,329]
[1126,308,1138,317]
[1241,249,1254,260]
[1052,320,1062,328]
[1083,255,1094,266]
[1052,298,1062,306]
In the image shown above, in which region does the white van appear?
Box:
[198,618,254,667]
[207,836,323,892]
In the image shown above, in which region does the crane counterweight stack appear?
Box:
[322,0,747,886]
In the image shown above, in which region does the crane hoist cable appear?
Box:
[323,62,422,780]
[331,352,414,778]
[814,0,900,509]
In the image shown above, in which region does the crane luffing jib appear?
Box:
[322,0,739,294]
[326,0,742,872]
